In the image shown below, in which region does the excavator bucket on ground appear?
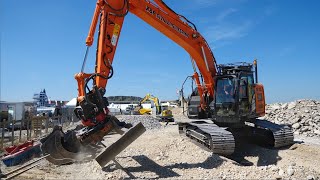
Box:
[40,119,146,166]
[40,128,82,165]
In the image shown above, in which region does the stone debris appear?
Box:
[278,168,285,176]
[262,99,320,137]
[287,166,295,176]
[116,115,162,130]
[307,175,315,180]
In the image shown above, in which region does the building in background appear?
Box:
[33,89,68,108]
[0,101,35,122]
[33,89,49,107]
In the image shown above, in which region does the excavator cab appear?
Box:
[213,77,237,119]
[210,62,265,127]
[187,62,265,127]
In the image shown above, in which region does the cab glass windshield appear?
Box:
[216,78,235,103]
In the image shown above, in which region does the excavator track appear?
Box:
[253,119,294,148]
[179,121,235,155]
[178,119,293,157]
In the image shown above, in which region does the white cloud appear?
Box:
[193,0,219,7]
[216,8,237,22]
[279,46,295,57]
[193,0,249,8]
[204,21,252,42]
[189,1,271,48]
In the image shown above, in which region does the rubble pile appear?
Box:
[263,99,320,137]
[116,115,162,130]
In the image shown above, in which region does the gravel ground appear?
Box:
[116,115,162,130]
[1,108,320,179]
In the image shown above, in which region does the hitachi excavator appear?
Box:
[41,0,294,167]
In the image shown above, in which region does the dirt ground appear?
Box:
[2,109,320,180]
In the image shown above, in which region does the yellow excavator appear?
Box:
[133,94,173,121]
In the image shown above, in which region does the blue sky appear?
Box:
[1,0,320,104]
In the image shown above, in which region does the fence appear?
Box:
[0,113,77,151]
[0,106,123,151]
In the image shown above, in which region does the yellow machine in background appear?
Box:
[133,94,173,121]
[160,105,174,122]
[133,94,155,115]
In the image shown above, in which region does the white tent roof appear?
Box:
[65,98,77,107]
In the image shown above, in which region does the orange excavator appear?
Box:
[41,0,294,167]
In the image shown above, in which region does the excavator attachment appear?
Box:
[40,127,83,165]
[40,117,146,166]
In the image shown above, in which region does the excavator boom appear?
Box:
[76,0,218,110]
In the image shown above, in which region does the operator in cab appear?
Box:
[216,83,235,103]
[223,85,234,102]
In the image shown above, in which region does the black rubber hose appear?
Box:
[103,58,114,79]
[104,0,126,11]
[160,1,197,31]
[105,0,129,17]
[83,73,109,106]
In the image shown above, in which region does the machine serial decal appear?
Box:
[146,6,189,38]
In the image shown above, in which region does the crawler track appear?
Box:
[254,119,294,148]
[179,121,235,155]
[178,119,294,156]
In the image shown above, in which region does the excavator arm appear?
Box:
[75,0,218,114]
[139,94,152,105]
[148,96,161,115]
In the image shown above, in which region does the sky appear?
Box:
[1,0,320,104]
